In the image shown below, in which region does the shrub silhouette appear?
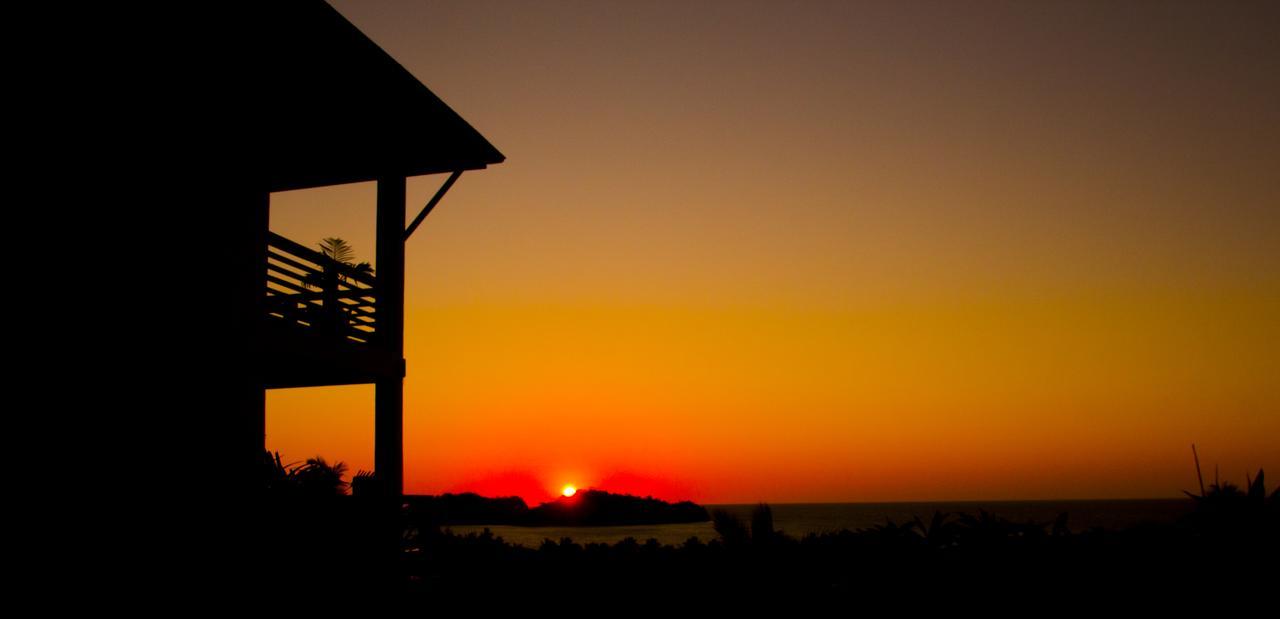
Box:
[712,508,750,547]
[261,450,350,497]
[711,504,779,547]
[750,503,776,545]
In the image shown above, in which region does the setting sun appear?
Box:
[562,485,577,498]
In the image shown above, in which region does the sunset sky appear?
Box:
[266,0,1279,505]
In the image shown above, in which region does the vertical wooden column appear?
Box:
[247,191,269,478]
[232,189,270,492]
[375,176,406,497]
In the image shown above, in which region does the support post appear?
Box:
[232,189,269,492]
[375,176,406,497]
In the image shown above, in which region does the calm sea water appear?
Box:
[447,499,1193,548]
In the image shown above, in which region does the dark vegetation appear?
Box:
[247,452,1279,601]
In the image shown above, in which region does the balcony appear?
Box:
[262,232,402,388]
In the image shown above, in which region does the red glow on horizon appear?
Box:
[438,469,702,506]
[442,470,558,506]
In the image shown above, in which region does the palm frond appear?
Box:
[318,237,356,265]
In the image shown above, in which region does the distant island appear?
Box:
[405,490,709,527]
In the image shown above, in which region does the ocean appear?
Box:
[446,499,1193,548]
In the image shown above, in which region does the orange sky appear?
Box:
[266,0,1279,505]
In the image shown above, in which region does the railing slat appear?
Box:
[266,273,313,294]
[267,231,377,287]
[265,286,377,305]
[265,231,380,345]
[267,249,324,278]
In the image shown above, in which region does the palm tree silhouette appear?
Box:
[263,451,351,496]
[302,238,374,336]
[293,456,350,496]
[316,237,373,284]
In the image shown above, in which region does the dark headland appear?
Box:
[405,490,709,527]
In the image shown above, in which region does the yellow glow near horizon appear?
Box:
[562,485,578,498]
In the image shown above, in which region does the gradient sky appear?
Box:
[266,0,1279,505]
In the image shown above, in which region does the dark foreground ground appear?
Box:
[209,476,1277,605]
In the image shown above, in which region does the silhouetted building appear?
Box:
[202,0,503,497]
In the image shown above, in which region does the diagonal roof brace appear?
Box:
[404,170,464,242]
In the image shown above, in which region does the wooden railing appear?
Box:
[265,232,378,344]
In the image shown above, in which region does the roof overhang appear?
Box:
[192,0,504,193]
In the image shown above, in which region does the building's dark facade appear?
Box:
[196,0,504,497]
